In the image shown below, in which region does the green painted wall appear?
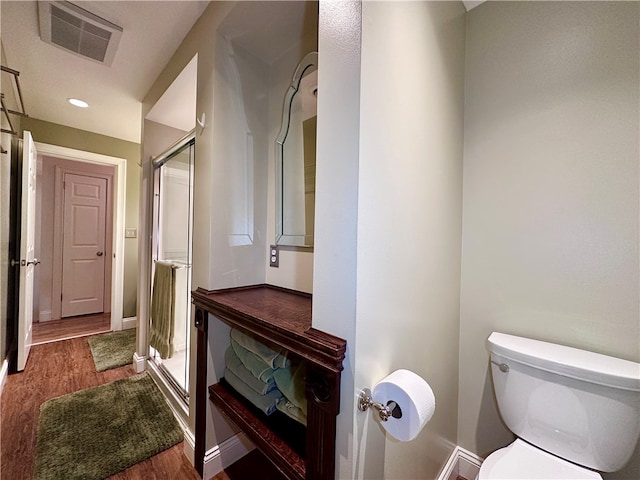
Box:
[20,117,140,318]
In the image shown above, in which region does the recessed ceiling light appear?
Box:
[68,98,89,108]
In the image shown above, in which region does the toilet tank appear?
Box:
[487,332,640,472]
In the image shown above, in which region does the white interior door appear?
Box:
[61,173,107,317]
[17,131,38,371]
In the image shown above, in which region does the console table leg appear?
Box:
[194,307,208,478]
[306,366,341,480]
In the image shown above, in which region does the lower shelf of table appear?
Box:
[209,380,306,480]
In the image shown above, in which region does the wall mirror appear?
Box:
[276,51,318,247]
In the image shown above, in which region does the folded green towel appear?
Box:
[273,359,307,416]
[276,398,307,426]
[224,369,282,416]
[231,328,289,369]
[230,338,276,383]
[225,347,276,395]
[150,261,175,359]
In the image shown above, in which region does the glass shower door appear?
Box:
[149,135,194,403]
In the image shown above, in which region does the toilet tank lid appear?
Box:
[487,332,640,392]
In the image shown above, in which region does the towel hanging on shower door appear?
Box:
[150,261,176,359]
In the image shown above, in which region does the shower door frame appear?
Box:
[149,130,195,406]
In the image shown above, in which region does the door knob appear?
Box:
[97,251,104,257]
[26,258,40,266]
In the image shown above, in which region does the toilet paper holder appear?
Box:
[358,387,403,421]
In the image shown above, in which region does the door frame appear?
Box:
[35,142,127,332]
[54,168,113,319]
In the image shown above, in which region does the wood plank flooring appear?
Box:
[0,334,468,479]
[210,449,286,480]
[0,335,200,480]
[31,313,111,345]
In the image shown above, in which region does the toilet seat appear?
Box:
[478,439,602,480]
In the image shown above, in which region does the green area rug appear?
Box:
[33,373,183,480]
[88,329,136,372]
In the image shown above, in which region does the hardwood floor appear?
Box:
[210,449,286,480]
[0,336,200,480]
[31,312,111,345]
[1,333,460,479]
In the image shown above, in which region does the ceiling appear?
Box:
[1,1,210,143]
[1,1,479,145]
[462,0,485,11]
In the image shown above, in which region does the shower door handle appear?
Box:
[96,251,104,257]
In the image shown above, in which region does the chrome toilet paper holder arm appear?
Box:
[358,388,402,421]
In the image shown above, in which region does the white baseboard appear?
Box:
[438,445,484,480]
[164,400,195,466]
[39,310,52,322]
[132,352,146,373]
[122,316,137,330]
[202,432,255,480]
[183,428,196,466]
[0,359,8,397]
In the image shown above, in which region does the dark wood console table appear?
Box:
[192,284,346,480]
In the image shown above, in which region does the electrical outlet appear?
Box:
[124,228,137,238]
[269,245,279,268]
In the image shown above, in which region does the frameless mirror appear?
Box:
[276,52,318,247]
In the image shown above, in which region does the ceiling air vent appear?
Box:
[38,1,123,66]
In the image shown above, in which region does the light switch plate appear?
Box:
[269,244,279,268]
[125,228,137,238]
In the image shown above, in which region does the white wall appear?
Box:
[265,41,317,293]
[458,2,640,479]
[209,35,268,288]
[314,1,362,477]
[140,2,640,479]
[357,2,466,478]
[257,2,318,292]
[141,1,241,449]
[141,1,308,455]
[315,2,466,478]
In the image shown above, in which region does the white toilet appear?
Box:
[478,332,640,480]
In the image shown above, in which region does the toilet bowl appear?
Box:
[477,439,601,480]
[478,332,640,480]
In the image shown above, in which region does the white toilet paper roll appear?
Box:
[372,369,436,442]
